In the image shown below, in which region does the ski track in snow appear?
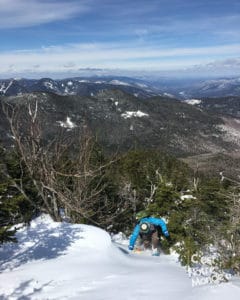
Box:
[0,215,239,300]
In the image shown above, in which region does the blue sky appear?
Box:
[0,0,240,77]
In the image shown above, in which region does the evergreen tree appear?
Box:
[0,146,37,244]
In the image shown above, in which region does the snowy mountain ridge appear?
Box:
[0,76,161,98]
[1,75,240,99]
[178,77,240,98]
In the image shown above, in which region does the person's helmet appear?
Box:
[140,222,151,233]
[135,211,148,220]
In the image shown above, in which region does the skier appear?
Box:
[128,211,171,256]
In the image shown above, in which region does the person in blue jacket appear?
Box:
[128,211,170,256]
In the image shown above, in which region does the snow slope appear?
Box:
[0,215,239,300]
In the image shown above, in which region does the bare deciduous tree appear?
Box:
[2,98,128,227]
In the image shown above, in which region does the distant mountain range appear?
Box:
[178,77,240,98]
[0,75,240,99]
[0,76,240,176]
[1,89,239,156]
[0,76,161,98]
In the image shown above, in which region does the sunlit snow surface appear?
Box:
[185,99,202,105]
[121,110,149,119]
[57,117,76,129]
[0,215,239,300]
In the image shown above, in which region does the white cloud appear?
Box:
[0,42,240,76]
[0,0,88,28]
[188,57,240,71]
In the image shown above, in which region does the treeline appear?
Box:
[0,143,189,240]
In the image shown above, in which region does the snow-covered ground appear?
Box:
[185,99,202,105]
[0,215,240,300]
[121,110,149,119]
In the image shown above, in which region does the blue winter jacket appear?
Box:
[129,217,169,249]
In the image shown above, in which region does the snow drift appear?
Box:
[0,214,239,300]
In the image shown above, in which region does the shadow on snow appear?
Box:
[0,279,52,299]
[0,220,83,272]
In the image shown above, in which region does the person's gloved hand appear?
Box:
[128,245,134,251]
[164,230,169,236]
